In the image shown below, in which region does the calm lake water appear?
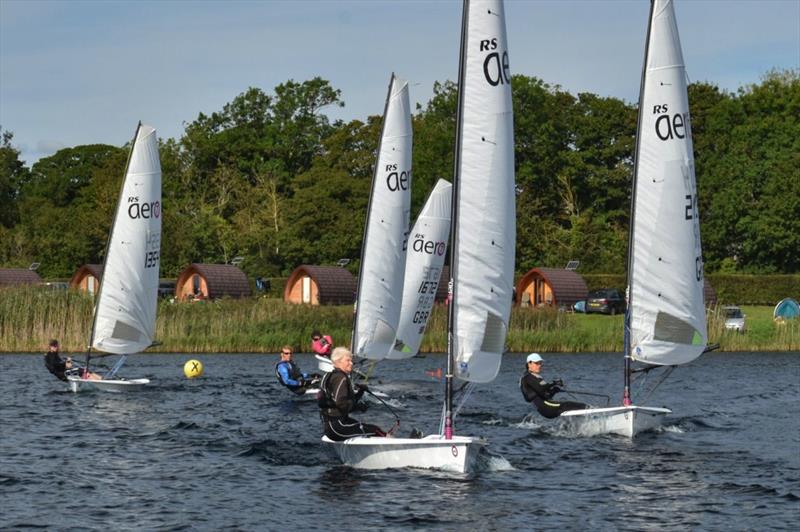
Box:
[1,351,798,530]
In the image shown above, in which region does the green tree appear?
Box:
[695,70,800,273]
[0,128,29,228]
[12,144,126,277]
[278,117,382,274]
[411,81,458,217]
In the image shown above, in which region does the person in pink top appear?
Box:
[311,330,333,357]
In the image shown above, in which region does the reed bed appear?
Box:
[0,286,94,352]
[1,286,797,353]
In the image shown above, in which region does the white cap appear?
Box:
[526,353,544,364]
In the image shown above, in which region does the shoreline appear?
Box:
[1,289,797,353]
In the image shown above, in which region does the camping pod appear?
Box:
[515,267,588,310]
[69,264,103,295]
[284,265,357,306]
[175,264,251,301]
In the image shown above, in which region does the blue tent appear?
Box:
[773,298,800,320]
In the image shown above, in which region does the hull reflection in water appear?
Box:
[322,435,485,473]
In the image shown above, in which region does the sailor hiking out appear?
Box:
[44,339,74,382]
[520,353,587,419]
[44,339,101,382]
[318,347,386,441]
[275,346,319,395]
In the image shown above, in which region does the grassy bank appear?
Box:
[1,286,797,353]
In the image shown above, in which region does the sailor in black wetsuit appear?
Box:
[275,346,318,395]
[319,347,385,441]
[44,339,73,381]
[520,353,587,419]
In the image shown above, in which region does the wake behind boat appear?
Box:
[558,0,710,437]
[68,122,161,393]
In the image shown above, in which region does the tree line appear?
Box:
[1,70,797,280]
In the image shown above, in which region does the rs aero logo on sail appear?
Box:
[479,38,510,87]
[127,196,161,219]
[384,164,410,192]
[412,236,446,256]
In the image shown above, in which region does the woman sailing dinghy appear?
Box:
[68,122,161,393]
[559,0,713,436]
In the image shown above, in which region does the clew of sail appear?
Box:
[389,179,452,359]
[452,0,516,383]
[353,75,413,360]
[629,0,706,366]
[92,124,162,355]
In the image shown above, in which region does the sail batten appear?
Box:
[353,75,412,360]
[629,0,706,367]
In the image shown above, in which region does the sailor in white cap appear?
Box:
[520,353,586,418]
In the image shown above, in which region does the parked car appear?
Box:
[723,305,746,332]
[585,288,626,315]
[158,280,176,299]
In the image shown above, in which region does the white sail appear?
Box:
[629,0,706,366]
[353,74,413,360]
[92,124,162,355]
[389,179,452,359]
[452,0,516,383]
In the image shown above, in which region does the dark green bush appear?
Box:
[707,274,800,305]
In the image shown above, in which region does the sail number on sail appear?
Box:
[127,196,162,269]
[652,103,703,282]
[144,231,161,269]
[412,265,442,326]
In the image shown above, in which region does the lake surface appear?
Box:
[1,351,798,530]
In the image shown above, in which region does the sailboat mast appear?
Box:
[624,0,656,406]
[350,74,396,352]
[85,121,141,372]
[444,0,470,439]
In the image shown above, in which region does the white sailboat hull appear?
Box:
[559,406,671,438]
[316,355,334,373]
[322,434,484,473]
[67,376,150,393]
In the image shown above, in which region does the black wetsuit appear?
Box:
[44,350,69,381]
[319,369,384,441]
[520,371,587,419]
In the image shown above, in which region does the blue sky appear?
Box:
[1,0,798,165]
